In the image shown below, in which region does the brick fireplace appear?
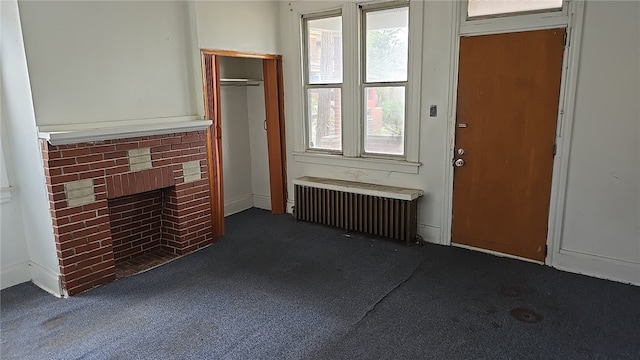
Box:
[40,130,213,295]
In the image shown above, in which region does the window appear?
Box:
[362,5,409,156]
[461,0,568,36]
[302,2,411,158]
[467,0,563,18]
[303,14,343,152]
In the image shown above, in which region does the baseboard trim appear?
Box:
[29,261,63,297]
[224,194,253,217]
[0,261,31,290]
[553,250,640,286]
[417,223,442,244]
[252,194,271,211]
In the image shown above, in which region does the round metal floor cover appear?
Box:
[510,308,543,323]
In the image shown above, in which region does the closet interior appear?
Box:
[218,56,271,216]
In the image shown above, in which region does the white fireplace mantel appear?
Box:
[38,116,212,146]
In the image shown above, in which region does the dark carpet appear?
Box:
[2,208,639,359]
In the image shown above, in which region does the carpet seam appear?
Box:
[350,259,424,329]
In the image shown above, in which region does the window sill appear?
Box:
[1,187,12,204]
[292,152,421,174]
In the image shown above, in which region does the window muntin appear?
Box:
[363,5,409,156]
[304,14,343,151]
[467,0,563,19]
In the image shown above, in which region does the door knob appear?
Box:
[454,158,465,167]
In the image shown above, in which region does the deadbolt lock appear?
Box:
[457,148,465,156]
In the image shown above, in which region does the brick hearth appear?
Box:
[41,131,213,295]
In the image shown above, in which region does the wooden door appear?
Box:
[202,54,225,237]
[263,58,288,214]
[452,29,566,261]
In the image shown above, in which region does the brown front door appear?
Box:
[452,29,566,261]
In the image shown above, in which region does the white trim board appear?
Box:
[252,194,272,211]
[224,194,254,217]
[546,1,585,268]
[417,223,442,245]
[0,261,31,290]
[38,117,211,145]
[29,261,63,297]
[440,0,461,249]
[553,250,640,286]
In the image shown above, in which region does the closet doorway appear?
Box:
[201,50,287,237]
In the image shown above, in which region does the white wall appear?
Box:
[219,57,271,214]
[1,0,61,295]
[195,1,280,55]
[220,85,254,216]
[220,57,253,215]
[0,111,30,289]
[18,0,197,126]
[247,83,271,211]
[554,1,640,284]
[0,196,30,289]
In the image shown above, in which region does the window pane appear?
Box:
[365,7,408,83]
[364,87,405,155]
[307,16,342,84]
[468,0,562,18]
[308,88,342,151]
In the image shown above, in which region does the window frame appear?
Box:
[294,0,422,168]
[302,10,344,154]
[466,0,563,20]
[460,0,570,36]
[360,2,410,158]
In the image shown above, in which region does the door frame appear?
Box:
[201,49,288,237]
[441,1,586,265]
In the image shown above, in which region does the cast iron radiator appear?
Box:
[293,177,423,244]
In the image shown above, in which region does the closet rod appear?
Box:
[220,78,262,87]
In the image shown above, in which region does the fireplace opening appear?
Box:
[108,188,179,278]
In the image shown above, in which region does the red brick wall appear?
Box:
[108,190,164,262]
[41,131,213,295]
[163,184,214,254]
